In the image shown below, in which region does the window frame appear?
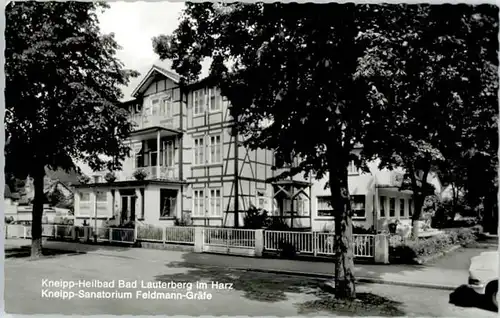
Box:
[350,195,366,220]
[389,197,396,217]
[193,89,205,116]
[379,196,386,217]
[317,195,335,218]
[80,192,91,203]
[160,189,177,218]
[162,139,175,167]
[399,198,406,218]
[208,134,222,164]
[151,98,160,116]
[208,188,222,217]
[193,136,206,166]
[161,94,173,119]
[192,190,205,217]
[208,87,222,112]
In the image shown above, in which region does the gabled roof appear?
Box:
[131,64,181,98]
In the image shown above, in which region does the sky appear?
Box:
[98,1,189,101]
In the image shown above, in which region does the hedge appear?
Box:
[390,227,478,264]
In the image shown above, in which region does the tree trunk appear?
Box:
[31,165,46,258]
[328,153,356,300]
[411,194,425,239]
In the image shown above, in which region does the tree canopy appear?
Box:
[5,1,139,256]
[153,2,499,298]
[355,4,498,235]
[5,1,139,178]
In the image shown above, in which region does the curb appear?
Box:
[235,267,457,291]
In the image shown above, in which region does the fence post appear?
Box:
[109,228,113,243]
[374,234,389,264]
[194,227,204,253]
[254,229,264,257]
[163,227,167,247]
[71,226,77,241]
[54,225,58,239]
[313,232,318,257]
[5,225,7,239]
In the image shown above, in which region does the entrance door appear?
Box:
[121,196,129,223]
[119,189,137,223]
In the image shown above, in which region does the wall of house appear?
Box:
[309,156,413,232]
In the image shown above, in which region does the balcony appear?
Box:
[126,166,180,181]
[130,114,176,131]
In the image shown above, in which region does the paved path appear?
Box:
[5,238,473,289]
[5,243,497,317]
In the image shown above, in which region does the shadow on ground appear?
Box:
[449,284,498,313]
[155,264,405,316]
[5,246,86,259]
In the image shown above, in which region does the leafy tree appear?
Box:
[5,1,139,258]
[153,2,498,297]
[355,4,498,238]
[153,3,374,299]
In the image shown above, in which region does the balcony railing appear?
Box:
[130,114,175,130]
[127,166,179,181]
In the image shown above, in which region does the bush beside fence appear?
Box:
[389,227,478,264]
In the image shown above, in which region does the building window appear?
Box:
[409,199,413,216]
[151,98,160,116]
[193,90,205,115]
[317,196,334,217]
[295,197,310,216]
[80,192,90,203]
[400,199,405,217]
[389,198,396,217]
[96,191,107,203]
[351,195,366,219]
[160,189,177,218]
[193,190,205,217]
[208,87,222,112]
[194,137,205,165]
[347,160,358,175]
[380,196,386,217]
[208,189,222,217]
[208,135,222,164]
[161,94,173,118]
[162,140,175,167]
[257,194,269,211]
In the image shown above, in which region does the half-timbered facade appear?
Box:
[74,65,279,228]
[74,64,442,231]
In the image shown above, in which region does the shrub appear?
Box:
[133,169,148,181]
[5,216,14,224]
[471,225,484,238]
[390,233,454,263]
[104,172,117,183]
[278,240,297,259]
[243,206,271,229]
[78,174,90,184]
[353,225,376,235]
[267,217,290,231]
[451,228,477,247]
[174,216,193,226]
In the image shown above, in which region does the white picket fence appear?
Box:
[5,224,377,260]
[137,225,195,245]
[264,230,375,258]
[204,227,256,248]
